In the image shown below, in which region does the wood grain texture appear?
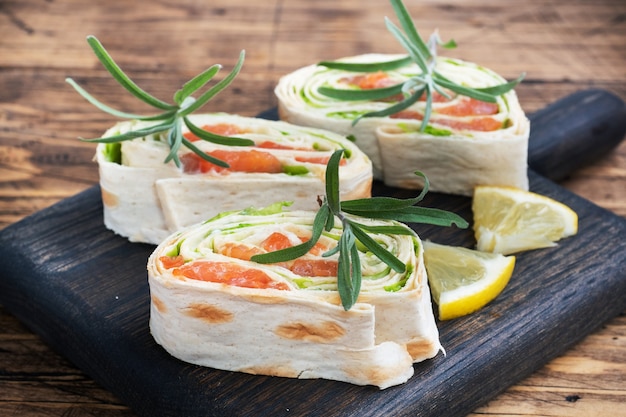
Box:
[0,175,624,417]
[0,0,624,416]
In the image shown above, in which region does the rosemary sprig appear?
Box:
[66,35,252,168]
[251,149,468,310]
[317,0,525,131]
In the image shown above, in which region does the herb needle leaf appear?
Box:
[67,36,249,167]
[251,149,468,310]
[317,0,524,131]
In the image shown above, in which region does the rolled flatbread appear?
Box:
[147,204,442,389]
[96,113,372,244]
[275,53,529,195]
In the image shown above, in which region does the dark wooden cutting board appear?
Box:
[0,90,625,417]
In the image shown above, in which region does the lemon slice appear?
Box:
[472,185,578,255]
[423,241,515,321]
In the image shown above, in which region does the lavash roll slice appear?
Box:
[275,53,530,195]
[147,204,442,389]
[96,113,372,244]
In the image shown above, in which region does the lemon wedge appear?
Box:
[423,241,515,321]
[472,185,578,255]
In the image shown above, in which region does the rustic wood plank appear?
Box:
[0,174,624,416]
[0,306,135,417]
[0,0,624,416]
[471,313,626,416]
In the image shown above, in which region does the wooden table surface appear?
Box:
[1,0,624,416]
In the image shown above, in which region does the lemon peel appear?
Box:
[472,185,578,255]
[423,241,515,320]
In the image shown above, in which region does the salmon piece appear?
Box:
[290,259,338,277]
[180,149,283,173]
[173,261,289,290]
[160,255,185,269]
[219,243,264,261]
[184,124,245,142]
[261,232,295,252]
[340,71,399,89]
[437,97,499,116]
[390,110,502,132]
[295,155,347,165]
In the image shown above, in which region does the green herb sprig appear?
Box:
[66,35,252,168]
[251,149,468,310]
[317,0,525,131]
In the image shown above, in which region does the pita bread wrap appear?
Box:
[275,53,529,195]
[96,113,372,244]
[147,203,442,389]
